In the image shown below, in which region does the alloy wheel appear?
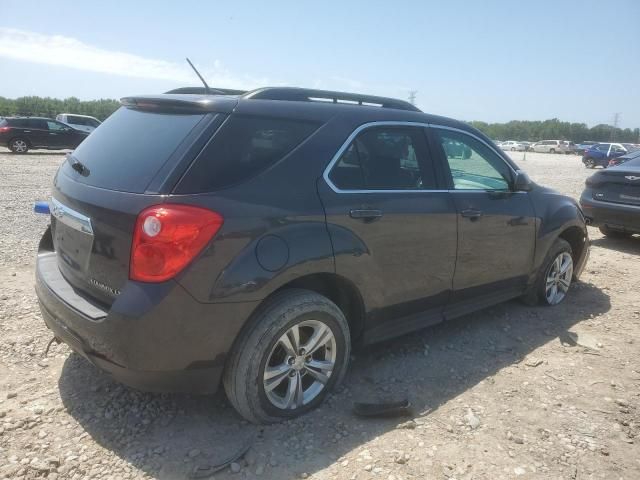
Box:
[12,140,27,153]
[263,320,336,410]
[545,252,573,305]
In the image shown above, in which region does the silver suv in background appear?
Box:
[531,140,570,154]
[55,113,101,133]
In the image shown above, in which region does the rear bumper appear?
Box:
[580,195,640,233]
[36,251,259,394]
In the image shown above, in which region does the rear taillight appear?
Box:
[0,126,10,133]
[130,204,223,282]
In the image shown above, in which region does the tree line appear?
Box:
[0,96,120,121]
[1,96,638,143]
[469,118,640,144]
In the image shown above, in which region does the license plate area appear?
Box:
[51,197,94,273]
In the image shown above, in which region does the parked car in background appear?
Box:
[520,141,533,151]
[56,113,102,133]
[35,87,589,423]
[531,140,569,154]
[0,117,89,153]
[561,141,577,155]
[581,153,640,237]
[500,140,526,151]
[576,141,598,152]
[582,143,629,168]
[608,149,640,167]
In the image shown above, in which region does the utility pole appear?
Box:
[611,112,620,141]
[408,90,417,106]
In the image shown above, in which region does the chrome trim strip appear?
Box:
[50,197,93,235]
[322,121,518,194]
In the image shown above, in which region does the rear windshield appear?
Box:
[64,107,205,193]
[176,115,318,193]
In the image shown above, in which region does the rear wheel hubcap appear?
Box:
[263,320,336,410]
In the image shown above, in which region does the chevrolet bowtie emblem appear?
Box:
[625,176,640,181]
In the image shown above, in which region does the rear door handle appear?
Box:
[350,209,383,220]
[461,209,482,220]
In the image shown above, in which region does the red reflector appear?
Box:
[0,126,10,132]
[130,204,223,282]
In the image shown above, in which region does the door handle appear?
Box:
[461,209,482,220]
[350,209,383,220]
[508,216,529,227]
[49,133,58,135]
[23,130,31,133]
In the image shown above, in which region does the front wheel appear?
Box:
[9,138,29,153]
[223,289,351,424]
[522,238,573,306]
[549,148,556,154]
[584,158,595,169]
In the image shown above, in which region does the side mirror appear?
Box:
[513,170,533,192]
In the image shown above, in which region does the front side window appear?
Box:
[47,121,67,131]
[434,129,512,191]
[329,126,435,190]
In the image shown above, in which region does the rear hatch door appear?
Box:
[49,99,229,305]
[589,164,640,206]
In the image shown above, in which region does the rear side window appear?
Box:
[65,107,206,193]
[67,116,83,125]
[328,126,436,191]
[176,115,318,193]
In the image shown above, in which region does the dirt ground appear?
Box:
[0,149,638,480]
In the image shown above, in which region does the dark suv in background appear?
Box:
[35,88,589,423]
[0,116,89,153]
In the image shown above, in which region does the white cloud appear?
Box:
[0,28,265,89]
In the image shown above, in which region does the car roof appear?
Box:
[122,88,471,131]
[58,113,99,119]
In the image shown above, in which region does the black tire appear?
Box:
[599,225,631,238]
[223,289,351,424]
[584,158,595,169]
[9,138,29,154]
[549,148,556,154]
[522,238,573,306]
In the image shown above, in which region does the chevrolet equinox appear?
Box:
[35,87,589,423]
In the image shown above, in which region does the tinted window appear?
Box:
[66,107,205,193]
[47,121,67,131]
[595,144,610,152]
[177,115,318,193]
[329,126,435,190]
[435,129,512,190]
[28,119,48,129]
[67,116,84,125]
[8,118,26,127]
[88,118,101,127]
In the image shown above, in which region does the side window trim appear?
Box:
[323,121,518,194]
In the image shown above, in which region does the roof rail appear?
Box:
[164,87,248,96]
[243,87,421,112]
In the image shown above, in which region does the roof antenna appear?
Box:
[185,57,210,94]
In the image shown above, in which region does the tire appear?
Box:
[599,225,631,238]
[223,289,351,424]
[511,147,516,152]
[9,138,29,154]
[584,158,595,169]
[522,238,573,306]
[549,148,556,154]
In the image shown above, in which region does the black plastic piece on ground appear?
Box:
[353,399,413,418]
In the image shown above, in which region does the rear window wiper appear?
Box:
[67,155,89,176]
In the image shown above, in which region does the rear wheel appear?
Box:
[584,158,595,169]
[549,148,556,154]
[223,289,351,424]
[9,138,29,153]
[522,238,573,306]
[599,225,631,238]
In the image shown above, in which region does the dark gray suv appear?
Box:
[35,87,589,423]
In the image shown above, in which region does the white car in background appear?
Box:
[55,113,101,133]
[500,140,526,151]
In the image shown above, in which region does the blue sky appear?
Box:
[1,0,639,127]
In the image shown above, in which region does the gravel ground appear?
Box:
[0,149,639,480]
